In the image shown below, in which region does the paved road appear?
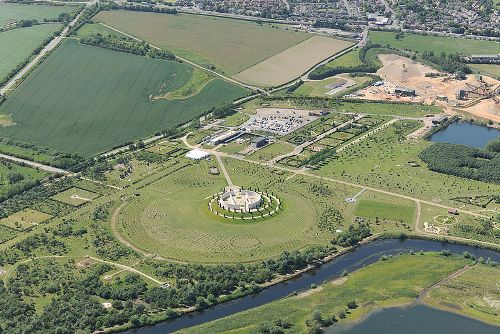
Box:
[0,2,92,95]
[0,153,70,174]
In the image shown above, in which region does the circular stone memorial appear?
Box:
[208,186,280,220]
[218,186,262,213]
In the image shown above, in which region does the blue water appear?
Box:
[429,122,500,149]
[327,305,499,334]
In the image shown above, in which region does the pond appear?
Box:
[122,239,500,334]
[326,304,499,334]
[428,121,500,149]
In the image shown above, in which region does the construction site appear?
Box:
[355,54,500,123]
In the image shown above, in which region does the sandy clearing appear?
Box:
[296,285,324,298]
[233,36,354,87]
[354,54,500,122]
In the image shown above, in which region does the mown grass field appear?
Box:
[247,141,295,162]
[0,39,247,156]
[116,158,360,263]
[294,77,344,97]
[51,187,100,206]
[0,208,51,231]
[424,264,500,325]
[470,63,500,79]
[369,31,500,55]
[233,36,354,87]
[222,112,249,127]
[354,199,415,223]
[95,11,310,75]
[315,120,500,206]
[0,3,72,26]
[0,24,61,82]
[177,253,470,333]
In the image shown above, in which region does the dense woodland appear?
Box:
[419,142,500,184]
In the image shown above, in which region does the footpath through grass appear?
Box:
[177,253,470,333]
[0,39,247,156]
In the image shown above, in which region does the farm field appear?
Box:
[423,263,500,325]
[368,31,500,55]
[115,157,361,263]
[315,120,500,206]
[95,10,310,75]
[325,48,363,68]
[0,3,72,26]
[76,22,127,38]
[0,24,62,82]
[177,253,470,334]
[0,39,247,156]
[233,36,354,87]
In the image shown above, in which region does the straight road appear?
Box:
[0,2,93,95]
[0,153,70,174]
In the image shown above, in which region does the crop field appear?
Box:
[0,208,52,231]
[0,39,247,156]
[0,24,61,82]
[76,22,127,38]
[234,36,354,87]
[95,10,310,75]
[316,120,500,206]
[354,199,415,223]
[179,253,469,333]
[0,3,72,26]
[325,48,363,68]
[51,187,100,206]
[115,157,362,263]
[369,31,500,55]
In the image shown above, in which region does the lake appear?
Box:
[429,121,500,149]
[327,304,499,334]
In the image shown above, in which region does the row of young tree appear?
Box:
[80,34,176,61]
[419,142,500,184]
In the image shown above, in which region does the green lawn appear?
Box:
[0,24,62,82]
[470,63,500,79]
[0,161,48,199]
[424,263,500,326]
[354,199,415,223]
[369,31,500,55]
[177,253,470,333]
[294,77,344,97]
[0,3,73,26]
[248,141,295,162]
[223,112,250,127]
[95,10,311,74]
[316,120,500,207]
[325,48,363,68]
[0,39,247,156]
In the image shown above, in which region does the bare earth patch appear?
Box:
[354,54,500,123]
[296,286,323,298]
[234,36,354,87]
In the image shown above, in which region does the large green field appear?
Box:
[95,11,311,74]
[0,24,61,82]
[354,199,415,223]
[0,39,247,156]
[177,253,470,333]
[369,31,500,55]
[0,3,73,26]
[115,157,363,263]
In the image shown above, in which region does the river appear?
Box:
[122,239,499,333]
